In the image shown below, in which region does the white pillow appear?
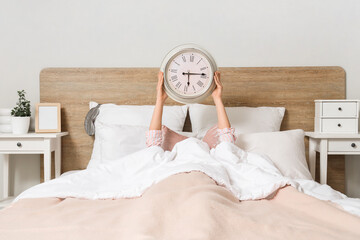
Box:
[88,102,188,168]
[189,104,285,138]
[235,129,312,180]
[91,101,188,132]
[88,123,148,168]
[88,123,196,168]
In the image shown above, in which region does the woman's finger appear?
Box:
[215,77,219,87]
[214,73,220,87]
[215,72,222,87]
[161,73,164,84]
[157,72,164,88]
[158,71,163,80]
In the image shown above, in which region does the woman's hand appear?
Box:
[211,71,231,129]
[211,71,223,104]
[149,71,167,131]
[157,71,168,104]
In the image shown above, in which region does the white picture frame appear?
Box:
[35,103,61,133]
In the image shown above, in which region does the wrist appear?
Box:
[156,98,165,105]
[213,98,223,105]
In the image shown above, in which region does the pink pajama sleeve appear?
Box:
[146,127,236,148]
[216,128,236,143]
[146,130,163,147]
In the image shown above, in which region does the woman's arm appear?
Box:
[212,71,231,129]
[149,72,168,130]
[146,72,167,147]
[211,71,236,143]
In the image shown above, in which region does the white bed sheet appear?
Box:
[16,138,360,217]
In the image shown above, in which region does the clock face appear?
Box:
[164,50,214,98]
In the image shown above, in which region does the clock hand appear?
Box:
[182,72,206,76]
[187,71,190,86]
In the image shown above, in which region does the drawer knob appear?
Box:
[338,107,342,111]
[351,143,357,148]
[17,142,22,147]
[337,123,341,127]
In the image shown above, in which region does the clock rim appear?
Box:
[160,44,218,104]
[164,49,214,98]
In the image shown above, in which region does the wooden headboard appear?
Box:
[40,67,346,192]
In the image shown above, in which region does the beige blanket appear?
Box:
[0,172,359,240]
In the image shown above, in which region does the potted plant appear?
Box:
[11,90,31,134]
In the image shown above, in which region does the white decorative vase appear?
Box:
[12,117,30,134]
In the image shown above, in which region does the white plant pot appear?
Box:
[12,117,30,134]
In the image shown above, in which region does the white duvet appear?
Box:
[16,138,360,217]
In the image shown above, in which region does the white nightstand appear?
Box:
[0,132,68,206]
[305,132,360,184]
[314,100,359,133]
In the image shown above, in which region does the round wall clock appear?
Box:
[160,44,218,104]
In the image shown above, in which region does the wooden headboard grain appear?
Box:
[40,67,346,192]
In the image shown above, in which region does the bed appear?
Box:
[1,67,360,239]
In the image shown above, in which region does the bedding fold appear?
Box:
[15,138,296,201]
[14,138,360,217]
[1,172,360,240]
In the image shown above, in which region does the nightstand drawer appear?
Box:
[0,139,44,151]
[322,102,358,118]
[321,118,358,133]
[328,139,360,152]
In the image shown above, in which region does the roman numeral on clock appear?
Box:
[190,55,194,62]
[171,75,178,81]
[175,82,182,88]
[184,85,188,93]
[200,67,207,71]
[170,69,177,73]
[192,86,196,92]
[201,74,206,79]
[197,81,204,87]
[182,56,186,62]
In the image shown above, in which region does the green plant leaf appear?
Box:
[11,90,31,117]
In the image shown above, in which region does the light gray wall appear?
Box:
[0,0,359,198]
